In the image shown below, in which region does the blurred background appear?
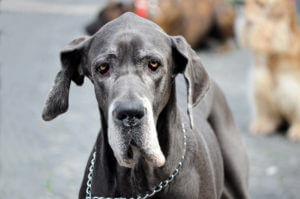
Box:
[0,0,300,198]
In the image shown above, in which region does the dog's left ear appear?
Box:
[171,36,210,128]
[42,36,91,121]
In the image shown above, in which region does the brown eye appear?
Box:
[148,60,161,72]
[96,63,110,75]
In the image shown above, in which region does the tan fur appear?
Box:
[152,0,236,48]
[241,0,300,141]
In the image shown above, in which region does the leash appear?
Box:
[85,122,187,199]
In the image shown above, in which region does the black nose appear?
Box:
[114,102,145,127]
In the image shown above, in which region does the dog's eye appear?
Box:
[96,63,110,75]
[148,60,161,72]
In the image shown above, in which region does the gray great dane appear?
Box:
[42,13,249,199]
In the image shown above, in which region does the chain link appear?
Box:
[86,123,186,199]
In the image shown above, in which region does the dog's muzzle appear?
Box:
[108,99,165,168]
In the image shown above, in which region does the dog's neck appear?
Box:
[95,83,185,197]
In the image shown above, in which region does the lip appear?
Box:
[116,137,166,168]
[117,139,139,168]
[129,140,166,168]
[110,111,166,168]
[116,145,136,168]
[140,148,166,167]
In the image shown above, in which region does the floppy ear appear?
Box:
[171,36,210,128]
[42,36,90,121]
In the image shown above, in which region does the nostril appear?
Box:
[133,110,144,120]
[117,112,128,121]
[114,103,145,127]
[117,109,145,121]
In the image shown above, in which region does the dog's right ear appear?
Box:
[42,36,90,121]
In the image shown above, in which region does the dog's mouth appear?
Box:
[118,136,165,168]
[108,100,166,168]
[113,128,166,168]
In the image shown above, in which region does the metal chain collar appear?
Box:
[86,123,187,199]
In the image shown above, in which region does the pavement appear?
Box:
[0,0,299,199]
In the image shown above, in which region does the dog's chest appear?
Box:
[275,71,300,119]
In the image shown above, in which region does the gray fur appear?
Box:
[42,12,249,199]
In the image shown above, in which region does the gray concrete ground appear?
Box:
[0,0,299,199]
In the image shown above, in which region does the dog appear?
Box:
[238,0,300,141]
[85,0,236,49]
[42,13,249,198]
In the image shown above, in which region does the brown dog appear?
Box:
[85,0,236,48]
[239,0,300,141]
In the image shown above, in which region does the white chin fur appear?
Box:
[108,98,166,168]
[116,157,136,168]
[142,149,166,167]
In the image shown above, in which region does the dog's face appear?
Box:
[245,0,296,21]
[89,14,174,167]
[243,0,299,54]
[42,13,209,168]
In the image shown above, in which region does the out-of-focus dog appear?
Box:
[238,0,300,141]
[85,0,236,49]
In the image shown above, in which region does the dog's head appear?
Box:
[42,13,209,168]
[243,0,299,54]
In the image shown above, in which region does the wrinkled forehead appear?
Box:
[88,14,171,59]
